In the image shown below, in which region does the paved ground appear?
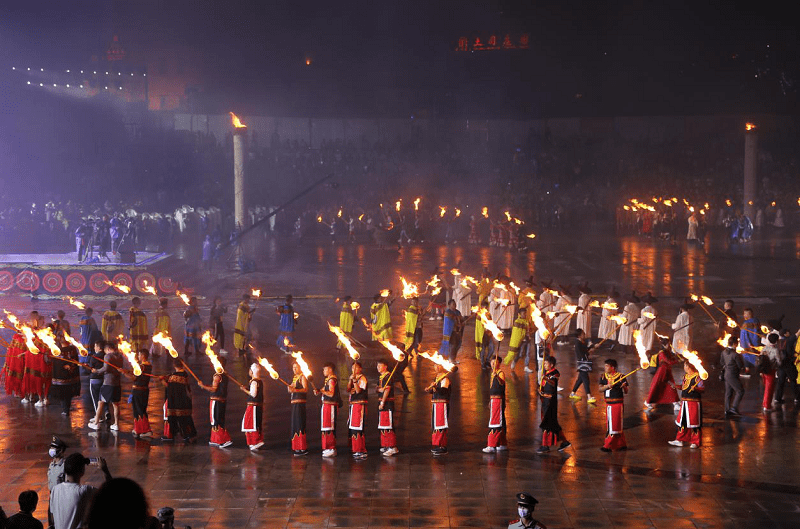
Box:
[1,226,799,528]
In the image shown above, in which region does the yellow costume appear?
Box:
[404,304,420,349]
[154,308,171,336]
[370,301,393,341]
[101,310,124,342]
[503,315,530,364]
[129,307,149,351]
[475,316,486,360]
[233,301,252,351]
[338,302,355,348]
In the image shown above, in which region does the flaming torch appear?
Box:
[231,112,248,234]
[395,200,402,212]
[141,281,158,297]
[290,350,316,388]
[327,323,361,360]
[633,330,650,369]
[36,327,62,357]
[379,340,406,383]
[414,198,421,211]
[439,206,447,218]
[117,336,142,376]
[472,307,505,341]
[103,280,131,293]
[675,345,709,380]
[420,351,458,385]
[426,275,442,296]
[257,357,290,386]
[176,290,191,306]
[400,277,419,299]
[67,297,85,310]
[594,314,627,347]
[481,207,488,218]
[62,330,88,356]
[201,331,224,374]
[531,306,551,341]
[152,332,179,358]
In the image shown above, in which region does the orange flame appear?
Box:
[251,288,262,298]
[439,206,446,217]
[103,280,131,293]
[380,340,406,362]
[675,343,709,380]
[176,290,191,305]
[117,336,142,376]
[473,307,504,341]
[141,281,157,297]
[414,198,421,210]
[633,330,650,369]
[641,311,655,319]
[608,314,628,325]
[62,330,88,356]
[400,277,419,299]
[455,208,462,217]
[291,350,313,378]
[258,357,281,380]
[327,323,360,360]
[481,206,488,218]
[717,332,731,348]
[395,200,402,212]
[420,351,455,371]
[35,327,61,357]
[230,112,247,129]
[531,306,551,340]
[67,297,85,310]
[745,122,756,131]
[152,332,179,358]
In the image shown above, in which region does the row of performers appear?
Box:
[29,338,704,457]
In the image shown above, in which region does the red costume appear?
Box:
[646,350,679,405]
[2,333,28,397]
[674,372,704,446]
[601,371,628,451]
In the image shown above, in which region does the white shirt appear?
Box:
[51,482,96,529]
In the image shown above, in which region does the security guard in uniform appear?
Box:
[508,492,546,529]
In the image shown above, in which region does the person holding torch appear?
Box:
[599,359,628,452]
[288,361,309,456]
[376,358,399,456]
[347,361,369,460]
[668,361,705,448]
[426,363,451,456]
[241,363,264,451]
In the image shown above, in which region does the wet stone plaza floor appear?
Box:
[2,227,800,528]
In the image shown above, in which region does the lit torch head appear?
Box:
[760,325,770,334]
[414,198,421,210]
[327,323,361,360]
[36,327,61,357]
[439,206,446,217]
[380,289,390,298]
[589,300,600,308]
[727,319,737,329]
[258,357,280,380]
[62,330,88,356]
[526,233,536,239]
[633,330,649,369]
[481,207,488,218]
[202,330,224,373]
[176,290,191,305]
[601,302,618,310]
[379,340,406,362]
[676,347,709,380]
[68,297,86,310]
[642,311,655,319]
[420,351,455,372]
[530,306,551,340]
[251,288,262,298]
[291,351,313,378]
[475,308,505,341]
[104,280,131,293]
[395,200,401,212]
[701,296,713,306]
[400,277,419,299]
[230,112,247,128]
[608,315,628,325]
[141,281,157,297]
[455,208,461,217]
[117,336,142,376]
[21,327,40,354]
[717,332,731,348]
[152,332,179,358]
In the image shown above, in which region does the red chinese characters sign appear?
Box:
[455,33,529,52]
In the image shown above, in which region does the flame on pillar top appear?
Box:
[745,122,756,131]
[230,112,247,129]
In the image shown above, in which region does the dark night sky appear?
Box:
[1,0,797,117]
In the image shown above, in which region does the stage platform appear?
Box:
[0,252,182,296]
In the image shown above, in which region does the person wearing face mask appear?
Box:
[46,436,68,529]
[507,492,546,529]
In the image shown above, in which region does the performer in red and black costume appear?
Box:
[129,349,153,438]
[288,362,309,456]
[426,363,451,456]
[1,312,38,398]
[483,356,507,453]
[347,361,368,460]
[199,356,232,448]
[376,358,399,456]
[537,356,571,453]
[315,362,341,457]
[22,313,51,406]
[669,361,705,448]
[162,358,197,444]
[241,362,264,450]
[599,358,628,452]
[50,333,81,416]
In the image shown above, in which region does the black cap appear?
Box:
[50,435,67,450]
[156,507,175,522]
[516,492,538,507]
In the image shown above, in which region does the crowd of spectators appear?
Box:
[2,123,799,255]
